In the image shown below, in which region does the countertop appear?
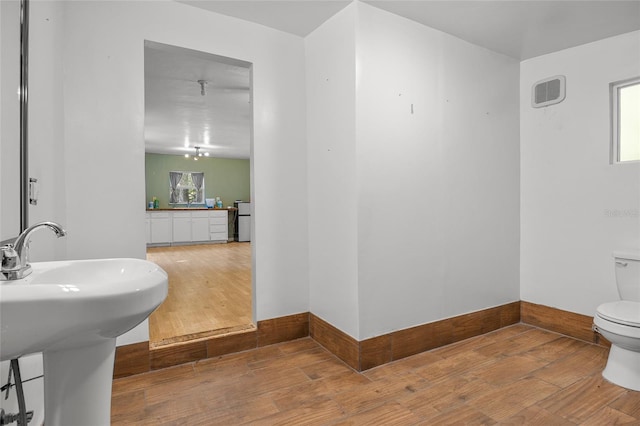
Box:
[146,207,238,211]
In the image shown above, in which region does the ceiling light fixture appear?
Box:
[197,79,208,96]
[193,146,205,161]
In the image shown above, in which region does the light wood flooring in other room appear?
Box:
[147,243,253,347]
[112,324,640,424]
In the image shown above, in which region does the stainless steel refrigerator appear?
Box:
[234,201,251,242]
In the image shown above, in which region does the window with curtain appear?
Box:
[169,171,205,204]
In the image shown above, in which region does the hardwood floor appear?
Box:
[147,243,253,348]
[111,324,640,424]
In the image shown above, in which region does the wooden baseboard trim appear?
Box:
[361,301,521,370]
[311,301,521,371]
[309,314,360,370]
[113,341,150,379]
[520,301,610,347]
[115,300,607,378]
[258,312,309,347]
[114,312,309,378]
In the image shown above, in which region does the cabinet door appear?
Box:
[192,217,209,242]
[145,214,151,244]
[172,212,191,242]
[150,218,171,243]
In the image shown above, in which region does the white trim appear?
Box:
[610,76,640,164]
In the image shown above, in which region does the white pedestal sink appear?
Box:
[0,258,168,425]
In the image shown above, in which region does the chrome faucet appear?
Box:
[1,221,66,280]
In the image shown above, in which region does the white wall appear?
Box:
[521,31,640,315]
[305,3,520,341]
[306,4,360,338]
[30,0,308,343]
[28,0,67,262]
[356,3,520,339]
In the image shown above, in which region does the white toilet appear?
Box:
[593,250,640,391]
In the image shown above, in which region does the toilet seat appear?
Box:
[594,314,640,341]
[596,301,640,328]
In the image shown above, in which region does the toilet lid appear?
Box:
[596,301,640,327]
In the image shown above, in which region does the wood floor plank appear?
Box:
[399,375,472,418]
[249,398,346,426]
[467,377,560,421]
[147,242,252,347]
[531,344,609,388]
[413,350,497,382]
[332,401,423,425]
[467,354,549,386]
[500,405,574,425]
[421,404,497,425]
[524,335,593,362]
[580,406,638,425]
[538,375,628,423]
[474,328,560,358]
[609,391,640,418]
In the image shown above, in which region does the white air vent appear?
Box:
[532,75,566,108]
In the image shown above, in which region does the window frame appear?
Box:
[169,171,205,205]
[610,76,640,164]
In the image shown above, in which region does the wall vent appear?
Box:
[532,75,566,108]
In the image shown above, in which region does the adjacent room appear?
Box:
[143,41,254,347]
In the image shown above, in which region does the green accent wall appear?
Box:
[145,153,250,209]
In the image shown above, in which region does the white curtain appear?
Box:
[169,171,183,203]
[191,172,204,202]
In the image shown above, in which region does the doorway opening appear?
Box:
[143,41,253,348]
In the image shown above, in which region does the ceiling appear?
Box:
[144,41,251,159]
[178,0,640,58]
[147,1,640,158]
[365,1,640,60]
[178,0,353,37]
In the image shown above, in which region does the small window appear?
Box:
[169,171,205,205]
[611,77,640,163]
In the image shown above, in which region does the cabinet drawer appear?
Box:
[210,224,227,233]
[191,211,209,218]
[173,212,191,219]
[210,232,228,241]
[150,212,169,219]
[210,217,226,225]
[209,210,228,218]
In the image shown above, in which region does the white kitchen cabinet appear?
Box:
[191,211,210,242]
[209,210,228,242]
[147,209,229,246]
[149,212,171,244]
[172,212,192,242]
[145,213,151,244]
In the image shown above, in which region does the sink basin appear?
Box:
[0,258,167,360]
[0,258,168,425]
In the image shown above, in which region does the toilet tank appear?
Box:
[615,250,640,301]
